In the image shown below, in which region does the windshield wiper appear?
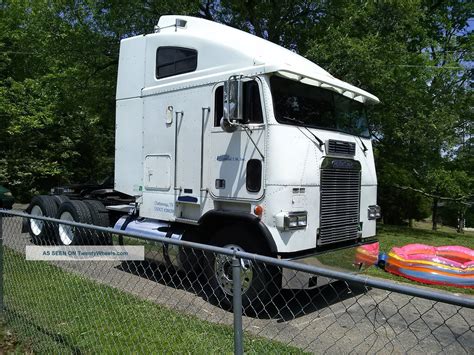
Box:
[357,136,368,152]
[282,115,305,125]
[282,116,325,148]
[304,127,324,147]
[283,116,325,147]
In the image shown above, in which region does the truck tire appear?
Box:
[55,200,93,245]
[178,229,204,278]
[52,195,70,206]
[84,200,111,245]
[28,195,58,245]
[204,225,280,312]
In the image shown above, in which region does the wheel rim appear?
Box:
[59,211,75,245]
[30,205,44,236]
[214,244,253,296]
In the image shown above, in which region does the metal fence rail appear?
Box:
[1,210,473,354]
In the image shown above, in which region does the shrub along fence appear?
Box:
[1,210,473,354]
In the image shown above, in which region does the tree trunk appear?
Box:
[409,218,414,228]
[432,197,439,231]
[457,209,465,234]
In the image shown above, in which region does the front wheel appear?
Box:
[204,225,280,312]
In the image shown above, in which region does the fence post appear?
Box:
[232,254,243,355]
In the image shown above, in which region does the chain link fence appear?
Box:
[1,210,473,353]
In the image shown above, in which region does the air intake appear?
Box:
[326,140,356,156]
[319,158,361,246]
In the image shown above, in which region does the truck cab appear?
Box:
[115,15,379,253]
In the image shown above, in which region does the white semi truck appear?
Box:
[27,15,380,307]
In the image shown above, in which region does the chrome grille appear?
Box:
[327,140,356,156]
[319,165,361,246]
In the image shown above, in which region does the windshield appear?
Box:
[270,76,370,138]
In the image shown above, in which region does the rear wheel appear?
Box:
[28,195,58,245]
[204,225,280,312]
[56,200,93,245]
[84,200,111,245]
[52,195,70,207]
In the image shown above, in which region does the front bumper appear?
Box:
[281,240,379,289]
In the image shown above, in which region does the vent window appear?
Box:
[156,47,197,79]
[246,159,262,192]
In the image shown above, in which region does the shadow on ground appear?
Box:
[116,259,368,321]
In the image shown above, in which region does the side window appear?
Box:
[213,80,263,127]
[243,81,263,124]
[214,86,224,127]
[156,47,197,79]
[246,159,262,192]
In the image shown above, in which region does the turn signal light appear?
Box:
[254,205,264,217]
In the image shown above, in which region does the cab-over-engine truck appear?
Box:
[27,15,381,309]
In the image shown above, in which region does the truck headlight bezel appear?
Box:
[368,205,381,220]
[281,211,308,230]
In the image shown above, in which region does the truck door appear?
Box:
[174,87,209,207]
[141,92,178,221]
[141,89,208,221]
[209,79,266,200]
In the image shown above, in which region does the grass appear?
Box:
[366,222,474,295]
[0,321,32,354]
[3,221,472,352]
[412,220,474,237]
[3,249,303,354]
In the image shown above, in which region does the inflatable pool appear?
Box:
[354,242,379,268]
[383,244,474,288]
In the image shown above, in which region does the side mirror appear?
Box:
[220,116,238,133]
[223,75,243,123]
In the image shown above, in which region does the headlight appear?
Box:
[297,214,307,227]
[368,205,381,220]
[3,191,12,197]
[275,211,308,230]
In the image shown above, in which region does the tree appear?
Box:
[304,1,473,228]
[1,0,471,229]
[204,0,322,53]
[0,1,201,200]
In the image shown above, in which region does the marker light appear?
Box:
[254,205,264,217]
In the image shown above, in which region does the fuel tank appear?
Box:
[114,216,185,270]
